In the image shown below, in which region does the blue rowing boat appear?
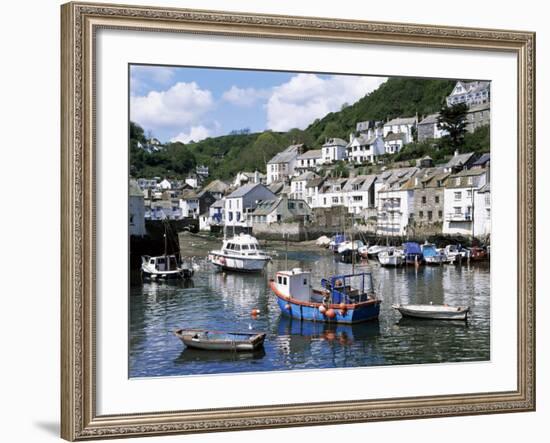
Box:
[270,269,381,324]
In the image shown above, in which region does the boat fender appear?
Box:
[284,304,291,311]
[318,305,327,315]
[325,308,336,319]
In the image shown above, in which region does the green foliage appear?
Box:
[437,103,468,149]
[130,77,459,180]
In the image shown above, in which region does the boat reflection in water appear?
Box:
[175,347,266,365]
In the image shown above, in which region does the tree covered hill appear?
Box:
[130,77,459,180]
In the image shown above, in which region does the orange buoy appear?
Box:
[251,309,260,316]
[319,305,327,314]
[326,308,336,319]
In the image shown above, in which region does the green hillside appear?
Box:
[130,77,458,180]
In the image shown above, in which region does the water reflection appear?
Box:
[129,238,490,377]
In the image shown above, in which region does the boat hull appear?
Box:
[392,304,469,321]
[271,282,380,324]
[141,267,194,280]
[209,253,269,272]
[174,329,266,351]
[378,255,403,267]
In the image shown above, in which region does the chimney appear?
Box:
[254,170,259,183]
[454,149,459,157]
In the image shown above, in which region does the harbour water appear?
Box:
[129,236,490,378]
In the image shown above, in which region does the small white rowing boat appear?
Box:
[392,303,470,321]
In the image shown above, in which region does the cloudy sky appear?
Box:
[130,65,387,144]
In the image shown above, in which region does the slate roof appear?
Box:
[297,149,322,160]
[292,171,318,182]
[472,153,490,167]
[342,175,377,192]
[322,138,347,147]
[385,116,417,126]
[226,183,263,198]
[267,144,303,164]
[385,132,406,142]
[305,177,326,189]
[418,113,439,125]
[444,152,476,169]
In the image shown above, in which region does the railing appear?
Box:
[446,213,472,222]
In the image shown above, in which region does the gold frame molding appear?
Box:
[61,1,536,440]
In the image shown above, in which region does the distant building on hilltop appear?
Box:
[446,80,490,107]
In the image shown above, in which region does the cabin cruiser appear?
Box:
[378,247,404,267]
[141,254,194,280]
[209,233,271,272]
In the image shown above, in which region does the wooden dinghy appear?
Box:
[174,328,266,351]
[392,304,470,321]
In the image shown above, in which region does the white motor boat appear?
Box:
[366,245,388,259]
[141,254,194,280]
[337,240,364,254]
[392,303,470,321]
[209,233,271,272]
[443,244,468,263]
[378,248,404,267]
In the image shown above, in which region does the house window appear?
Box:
[468,177,473,185]
[323,198,327,205]
[438,210,443,218]
[454,192,462,201]
[419,211,424,218]
[289,202,295,209]
[353,196,363,201]
[428,211,433,221]
[332,197,338,204]
[421,196,427,204]
[228,212,233,221]
[236,211,241,221]
[485,194,490,206]
[467,190,473,198]
[454,207,462,214]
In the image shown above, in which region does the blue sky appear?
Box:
[130,64,387,143]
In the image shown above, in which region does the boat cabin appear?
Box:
[222,234,266,257]
[143,255,179,271]
[275,269,312,301]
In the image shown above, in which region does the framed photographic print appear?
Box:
[61,1,536,440]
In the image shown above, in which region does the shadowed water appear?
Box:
[129,240,490,377]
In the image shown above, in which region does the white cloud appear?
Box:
[222,85,270,107]
[266,74,387,131]
[130,66,176,95]
[130,82,214,132]
[171,125,212,144]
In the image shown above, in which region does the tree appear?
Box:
[437,103,468,150]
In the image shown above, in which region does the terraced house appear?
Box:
[410,168,450,234]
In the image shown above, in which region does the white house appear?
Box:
[178,189,200,218]
[290,171,318,201]
[347,133,385,164]
[185,173,201,189]
[442,168,489,236]
[321,138,348,164]
[473,183,491,238]
[446,80,490,107]
[129,180,146,236]
[316,178,348,208]
[341,175,377,216]
[295,149,322,173]
[224,183,277,227]
[376,175,417,236]
[159,178,172,190]
[304,177,326,208]
[267,144,303,184]
[384,133,406,155]
[383,116,417,144]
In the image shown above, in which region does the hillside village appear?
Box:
[130,80,491,242]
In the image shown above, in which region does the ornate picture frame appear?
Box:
[61,1,535,440]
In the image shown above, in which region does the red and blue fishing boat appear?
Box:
[270,269,381,324]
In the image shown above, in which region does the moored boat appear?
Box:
[392,303,470,321]
[270,269,381,324]
[328,234,347,253]
[378,248,404,267]
[337,240,364,263]
[421,242,446,265]
[174,328,266,351]
[403,242,423,265]
[366,244,388,259]
[141,254,194,280]
[208,233,271,272]
[469,246,489,262]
